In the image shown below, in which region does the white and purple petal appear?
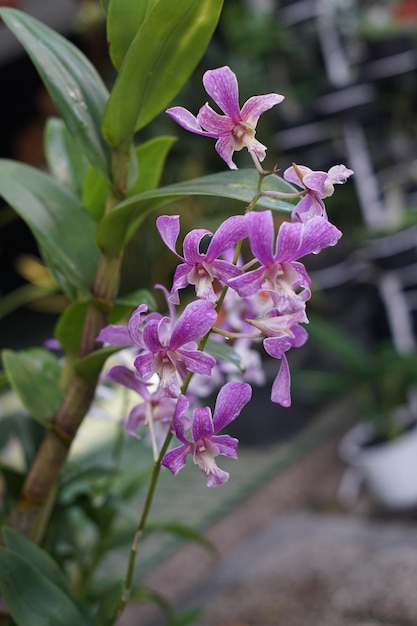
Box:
[166,106,218,137]
[192,406,214,441]
[212,381,252,431]
[211,434,239,459]
[170,300,217,349]
[240,93,284,128]
[178,348,216,377]
[206,215,247,261]
[202,66,241,121]
[162,443,192,475]
[270,354,291,406]
[246,210,275,267]
[156,215,183,258]
[197,103,235,135]
[214,136,237,169]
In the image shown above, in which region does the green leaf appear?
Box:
[54,302,89,356]
[96,168,298,256]
[128,136,177,197]
[0,7,111,179]
[74,346,126,386]
[0,548,86,626]
[107,0,159,70]
[82,165,108,222]
[2,348,63,425]
[44,118,89,197]
[2,527,69,593]
[146,520,218,557]
[102,0,223,149]
[0,160,100,295]
[204,338,245,372]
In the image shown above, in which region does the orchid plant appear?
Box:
[0,3,352,625]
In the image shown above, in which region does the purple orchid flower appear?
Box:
[162,381,252,487]
[166,66,284,169]
[229,211,342,313]
[107,365,178,452]
[156,214,247,303]
[247,309,308,406]
[134,299,218,397]
[284,163,354,222]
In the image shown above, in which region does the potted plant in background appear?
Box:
[302,315,417,510]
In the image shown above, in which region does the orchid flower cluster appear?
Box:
[98,66,353,488]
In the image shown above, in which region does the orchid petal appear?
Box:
[303,216,342,253]
[228,266,265,297]
[166,106,217,137]
[162,444,191,475]
[327,164,354,184]
[206,215,246,261]
[211,434,239,458]
[133,352,153,379]
[170,264,193,303]
[124,404,146,438]
[170,300,217,349]
[215,136,237,169]
[271,354,291,406]
[197,103,235,135]
[182,228,212,263]
[302,171,329,195]
[171,394,190,443]
[202,66,241,121]
[283,165,312,188]
[107,365,141,393]
[212,381,252,431]
[247,136,268,162]
[156,215,182,258]
[240,93,284,127]
[142,318,164,353]
[192,406,214,441]
[97,325,131,346]
[210,259,243,283]
[178,348,216,377]
[246,210,275,266]
[127,304,149,346]
[275,220,304,262]
[206,466,230,487]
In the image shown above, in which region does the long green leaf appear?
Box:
[0,160,99,295]
[96,169,298,256]
[0,7,111,179]
[107,0,159,70]
[128,136,177,197]
[2,527,69,593]
[44,118,89,197]
[0,548,86,626]
[2,348,63,425]
[102,0,223,149]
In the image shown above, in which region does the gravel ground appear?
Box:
[193,512,417,626]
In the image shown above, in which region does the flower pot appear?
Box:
[339,417,417,510]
